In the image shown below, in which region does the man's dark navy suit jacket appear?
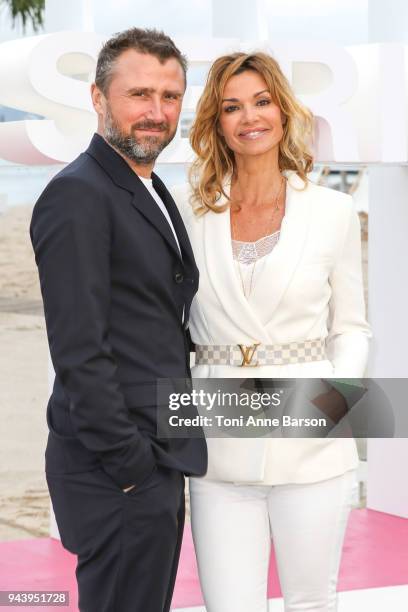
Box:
[30,133,207,489]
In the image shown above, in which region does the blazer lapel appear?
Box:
[203,172,311,342]
[251,172,312,320]
[204,192,272,344]
[85,133,182,260]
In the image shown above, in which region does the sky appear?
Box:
[0,0,370,45]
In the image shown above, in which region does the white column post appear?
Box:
[366,0,408,517]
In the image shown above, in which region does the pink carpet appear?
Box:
[0,509,407,611]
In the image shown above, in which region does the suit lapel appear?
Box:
[152,173,196,264]
[85,133,182,260]
[129,187,182,260]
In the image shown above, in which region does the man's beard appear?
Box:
[104,106,176,165]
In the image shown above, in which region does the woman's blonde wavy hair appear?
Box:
[189,51,314,215]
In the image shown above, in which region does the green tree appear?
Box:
[2,0,45,32]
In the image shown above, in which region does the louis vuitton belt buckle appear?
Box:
[237,342,260,367]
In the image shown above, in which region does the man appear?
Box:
[30,28,207,612]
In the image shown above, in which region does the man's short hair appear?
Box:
[95,27,187,95]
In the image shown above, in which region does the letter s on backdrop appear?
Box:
[0,31,103,164]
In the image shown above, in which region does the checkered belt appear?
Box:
[195,338,327,367]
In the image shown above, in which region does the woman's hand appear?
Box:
[311,387,348,424]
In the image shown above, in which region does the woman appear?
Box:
[172,52,371,612]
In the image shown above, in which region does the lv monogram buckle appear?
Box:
[238,343,260,367]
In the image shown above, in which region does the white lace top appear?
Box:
[232,231,280,264]
[232,231,280,297]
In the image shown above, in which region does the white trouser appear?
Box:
[189,470,357,612]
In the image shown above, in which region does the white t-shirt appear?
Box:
[138,176,181,255]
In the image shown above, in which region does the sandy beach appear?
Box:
[0,204,49,540]
[0,203,368,541]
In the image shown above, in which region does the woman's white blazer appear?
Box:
[171,172,371,484]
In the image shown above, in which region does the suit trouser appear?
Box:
[47,465,185,612]
[190,469,357,612]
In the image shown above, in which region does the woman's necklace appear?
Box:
[231,175,286,298]
[234,252,257,298]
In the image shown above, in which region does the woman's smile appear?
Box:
[238,128,270,140]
